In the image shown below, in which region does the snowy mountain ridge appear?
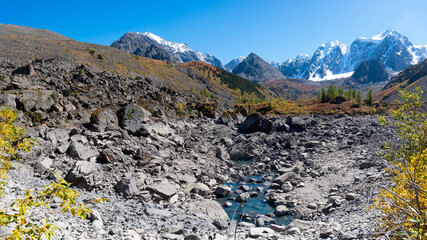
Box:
[137,32,223,68]
[277,30,427,81]
[112,32,223,68]
[222,30,426,81]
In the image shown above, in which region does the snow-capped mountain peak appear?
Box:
[277,30,426,81]
[115,32,223,68]
[137,32,192,54]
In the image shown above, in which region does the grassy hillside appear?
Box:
[178,61,274,103]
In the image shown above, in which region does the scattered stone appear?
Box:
[146,183,179,200]
[65,161,103,190]
[214,185,232,198]
[115,176,138,198]
[274,205,289,216]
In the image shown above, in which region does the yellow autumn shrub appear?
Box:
[0,107,103,239]
[375,88,427,239]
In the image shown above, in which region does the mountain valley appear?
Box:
[0,22,426,240]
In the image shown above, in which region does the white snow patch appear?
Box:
[309,71,354,81]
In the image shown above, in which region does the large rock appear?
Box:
[67,135,98,160]
[274,205,289,216]
[238,113,273,134]
[190,183,211,196]
[115,176,138,198]
[289,116,308,131]
[146,183,179,200]
[248,227,276,238]
[65,161,103,190]
[273,119,290,132]
[188,200,229,224]
[117,104,151,136]
[143,122,174,136]
[90,108,119,132]
[214,185,232,198]
[228,142,261,162]
[0,93,16,108]
[16,90,56,112]
[12,64,36,75]
[236,192,250,202]
[238,113,262,133]
[273,172,302,186]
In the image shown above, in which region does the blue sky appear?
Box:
[1,0,427,64]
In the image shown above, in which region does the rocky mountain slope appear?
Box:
[261,78,322,101]
[267,30,427,81]
[349,60,389,85]
[377,58,427,103]
[112,32,223,68]
[0,24,275,114]
[232,53,286,83]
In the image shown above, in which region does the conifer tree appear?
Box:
[367,88,374,106]
[338,86,344,96]
[356,90,362,106]
[320,86,327,103]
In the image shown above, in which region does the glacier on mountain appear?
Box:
[275,30,427,81]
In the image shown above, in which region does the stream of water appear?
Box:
[216,175,293,226]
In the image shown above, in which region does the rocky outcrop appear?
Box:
[350,60,389,85]
[232,53,285,83]
[238,113,273,133]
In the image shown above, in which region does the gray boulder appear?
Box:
[273,172,301,186]
[90,108,119,132]
[236,192,250,202]
[117,104,151,136]
[65,161,103,190]
[67,135,98,160]
[146,183,179,200]
[115,176,138,198]
[214,185,232,198]
[0,93,16,108]
[274,205,289,216]
[188,200,229,224]
[190,183,211,196]
[238,113,273,134]
[16,90,56,112]
[289,116,308,130]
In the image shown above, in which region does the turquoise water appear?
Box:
[216,175,293,225]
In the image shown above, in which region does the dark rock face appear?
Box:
[238,113,273,134]
[232,53,285,83]
[351,60,389,84]
[238,113,262,133]
[111,33,177,62]
[117,104,151,136]
[12,64,36,75]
